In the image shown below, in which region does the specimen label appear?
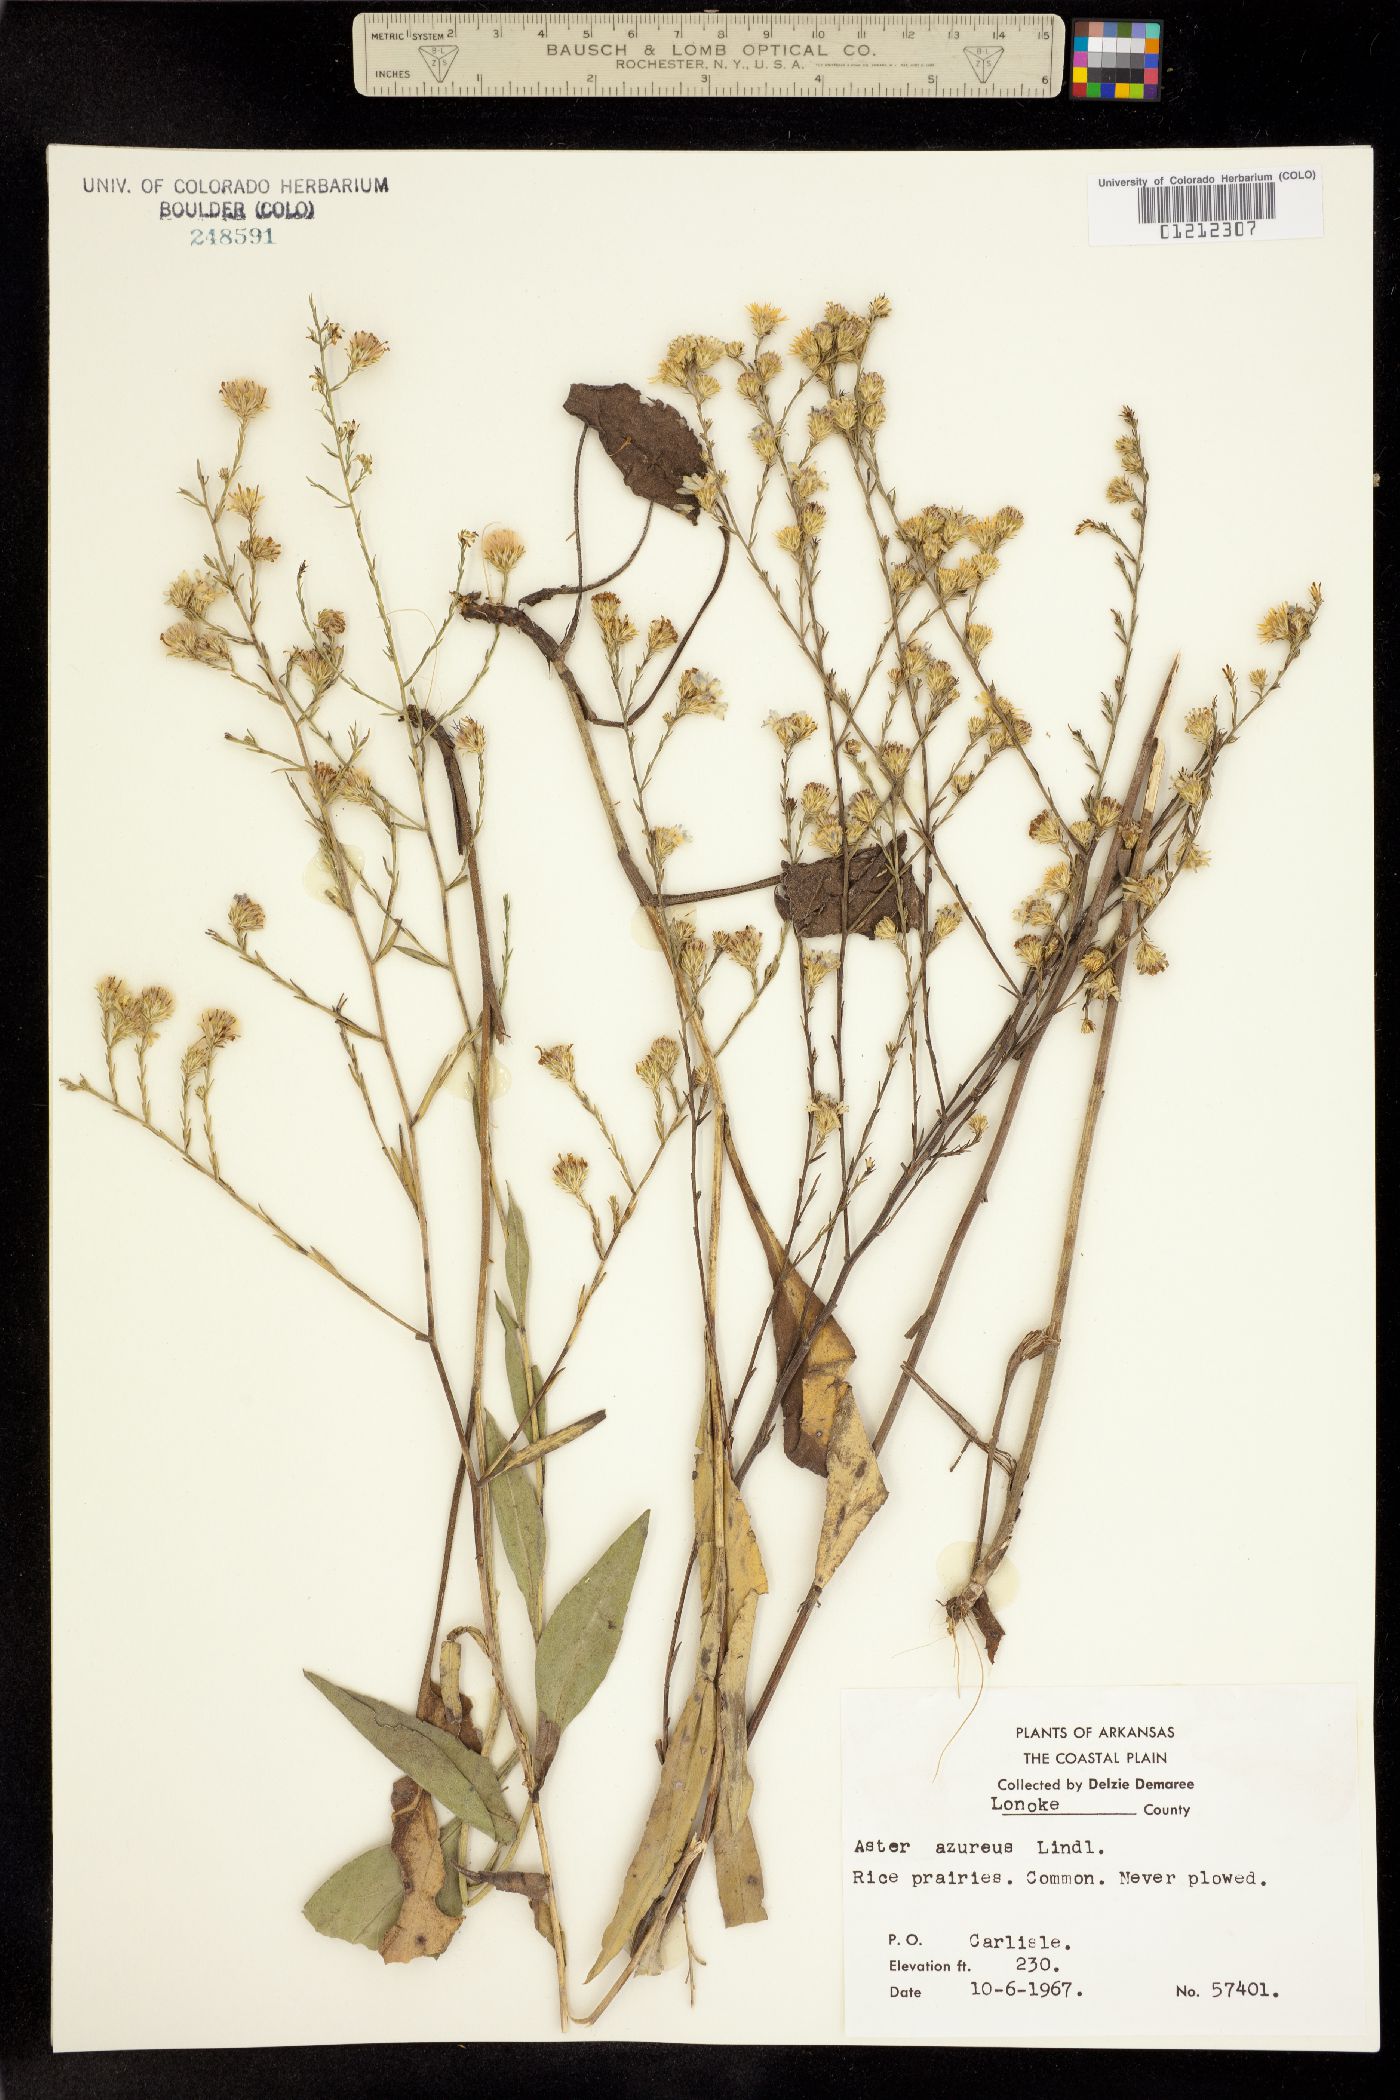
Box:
[352,13,1065,98]
[842,1686,1374,2044]
[1088,160,1325,245]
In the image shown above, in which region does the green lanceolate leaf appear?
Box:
[303,1817,462,1947]
[483,1411,546,1639]
[494,1294,545,1433]
[305,1673,515,1843]
[504,1189,530,1320]
[535,1513,649,1776]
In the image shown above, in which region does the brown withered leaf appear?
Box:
[972,1594,1006,1665]
[463,1868,559,1949]
[564,382,705,522]
[747,1205,856,1476]
[775,835,923,941]
[419,1677,484,1754]
[378,1777,462,1965]
[813,1385,888,1591]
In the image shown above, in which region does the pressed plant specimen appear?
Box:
[63,296,1322,2024]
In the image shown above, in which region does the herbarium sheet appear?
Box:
[49,146,1377,2050]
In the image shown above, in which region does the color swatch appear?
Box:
[1071,20,1161,100]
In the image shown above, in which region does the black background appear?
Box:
[0,3,1391,2095]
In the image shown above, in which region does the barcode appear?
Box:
[1136,180,1277,225]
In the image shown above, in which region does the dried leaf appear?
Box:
[303,1816,461,1949]
[712,1490,768,1929]
[749,1206,856,1477]
[534,1512,649,1779]
[813,1384,888,1590]
[564,381,706,521]
[379,1778,462,1964]
[495,1293,545,1433]
[305,1671,515,1843]
[775,835,923,940]
[419,1676,483,1752]
[414,1034,471,1126]
[387,1132,420,1208]
[483,1411,546,1639]
[462,1868,558,1948]
[483,1408,605,1479]
[587,1667,715,1981]
[589,1389,767,1977]
[504,1190,530,1321]
[972,1593,1006,1664]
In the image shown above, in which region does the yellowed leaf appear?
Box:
[749,1207,856,1475]
[586,1671,717,1982]
[378,1777,462,1964]
[814,1382,888,1590]
[588,1377,768,1975]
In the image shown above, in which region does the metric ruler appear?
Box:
[353,13,1065,99]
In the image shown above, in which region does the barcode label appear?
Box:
[1089,163,1323,247]
[1136,178,1275,225]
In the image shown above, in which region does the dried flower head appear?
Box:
[591,591,637,650]
[667,668,727,724]
[636,1036,680,1088]
[346,330,390,371]
[647,616,679,655]
[872,916,900,942]
[133,986,176,1038]
[455,717,486,756]
[219,378,268,421]
[96,975,131,1027]
[166,571,227,618]
[802,948,837,994]
[807,1094,848,1141]
[226,483,263,521]
[766,711,817,752]
[241,535,282,565]
[748,302,786,339]
[537,1044,576,1085]
[714,926,762,973]
[1134,937,1169,976]
[481,527,526,577]
[552,1152,589,1197]
[1185,705,1217,744]
[161,620,231,670]
[845,788,883,843]
[228,893,266,937]
[681,470,726,513]
[649,825,688,868]
[198,1007,240,1051]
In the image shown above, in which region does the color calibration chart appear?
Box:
[1072,20,1161,100]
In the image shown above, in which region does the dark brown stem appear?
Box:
[520,505,653,607]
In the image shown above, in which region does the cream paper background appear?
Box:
[49,145,1375,2050]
